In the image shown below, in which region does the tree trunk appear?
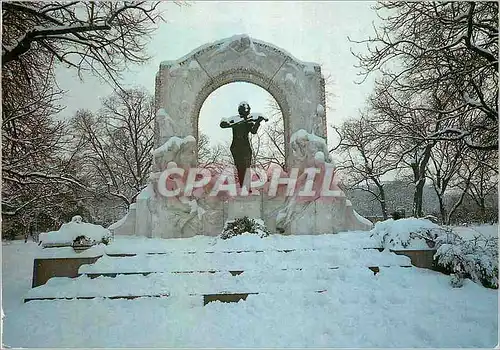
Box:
[446,191,467,225]
[379,188,388,220]
[479,198,486,223]
[438,196,447,224]
[411,144,434,218]
[413,179,426,218]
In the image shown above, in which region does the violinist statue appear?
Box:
[220,102,268,188]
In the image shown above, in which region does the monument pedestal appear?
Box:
[224,194,263,222]
[109,189,372,238]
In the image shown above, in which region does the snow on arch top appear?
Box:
[159,34,321,72]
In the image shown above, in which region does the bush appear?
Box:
[73,235,92,246]
[423,215,439,224]
[449,274,465,288]
[391,209,406,220]
[370,218,498,289]
[221,217,270,240]
[2,230,17,241]
[434,234,498,289]
[73,234,111,246]
[370,218,447,249]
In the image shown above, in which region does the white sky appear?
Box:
[56,1,380,149]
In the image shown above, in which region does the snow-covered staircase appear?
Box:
[25,233,415,303]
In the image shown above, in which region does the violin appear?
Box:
[220,113,269,127]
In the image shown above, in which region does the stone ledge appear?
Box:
[203,292,257,305]
[391,249,437,269]
[25,294,170,303]
[32,256,102,288]
[30,249,436,293]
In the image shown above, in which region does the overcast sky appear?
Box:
[56,1,380,148]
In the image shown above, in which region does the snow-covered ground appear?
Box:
[452,223,498,240]
[2,224,498,348]
[2,241,41,320]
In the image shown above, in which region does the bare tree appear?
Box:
[2,1,166,156]
[260,118,287,169]
[198,133,232,173]
[351,2,498,151]
[260,73,336,170]
[2,1,166,84]
[331,116,396,219]
[353,2,499,214]
[459,149,498,223]
[71,88,155,209]
[427,140,469,224]
[320,71,337,113]
[1,110,94,238]
[2,1,174,235]
[365,77,478,218]
[1,56,90,228]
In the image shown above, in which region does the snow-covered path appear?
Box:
[4,267,498,348]
[2,241,40,318]
[2,228,498,348]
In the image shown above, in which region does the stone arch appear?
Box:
[155,34,327,168]
[191,69,291,161]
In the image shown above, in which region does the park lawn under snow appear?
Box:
[2,224,499,348]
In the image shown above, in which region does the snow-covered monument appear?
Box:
[111,34,372,238]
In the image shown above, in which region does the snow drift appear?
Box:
[39,216,112,247]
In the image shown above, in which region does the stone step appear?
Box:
[104,234,382,256]
[24,292,253,304]
[84,270,243,278]
[81,265,411,278]
[79,249,411,275]
[25,294,170,302]
[106,248,384,257]
[25,266,413,303]
[32,247,421,288]
[25,290,333,304]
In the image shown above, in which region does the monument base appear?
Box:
[109,190,372,238]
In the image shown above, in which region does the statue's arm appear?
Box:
[220,120,232,128]
[249,120,261,134]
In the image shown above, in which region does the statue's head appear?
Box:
[238,101,250,117]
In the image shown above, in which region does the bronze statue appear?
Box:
[220,102,268,188]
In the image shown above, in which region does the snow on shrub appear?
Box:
[39,215,112,247]
[221,217,270,240]
[370,218,498,288]
[434,234,498,289]
[370,218,449,250]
